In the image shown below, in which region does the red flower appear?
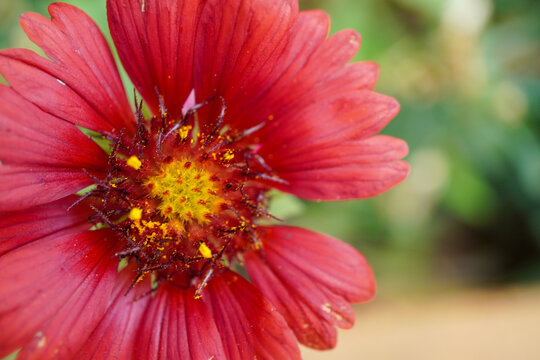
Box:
[0,0,409,358]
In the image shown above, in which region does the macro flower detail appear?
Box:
[0,0,409,359]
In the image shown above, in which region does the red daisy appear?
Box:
[0,0,409,359]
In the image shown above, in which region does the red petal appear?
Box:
[245,252,338,349]
[0,230,119,358]
[260,91,400,154]
[251,59,382,140]
[107,0,203,119]
[218,9,331,132]
[0,86,105,211]
[0,49,117,135]
[0,85,108,169]
[232,25,377,133]
[203,270,301,360]
[0,3,134,135]
[0,164,96,212]
[0,195,91,257]
[74,269,152,360]
[134,284,226,360]
[191,7,380,138]
[245,226,376,350]
[193,0,298,129]
[189,7,402,201]
[254,65,387,147]
[270,135,410,200]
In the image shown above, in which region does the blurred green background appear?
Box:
[1,0,539,358]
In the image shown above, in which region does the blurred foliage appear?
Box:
[1,0,539,297]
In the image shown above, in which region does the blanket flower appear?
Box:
[0,0,409,358]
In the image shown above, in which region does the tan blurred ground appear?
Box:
[301,286,540,360]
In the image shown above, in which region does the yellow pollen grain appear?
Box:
[222,150,234,161]
[127,155,142,170]
[199,242,212,259]
[128,207,143,221]
[146,159,224,224]
[179,125,192,140]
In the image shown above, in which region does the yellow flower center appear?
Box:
[146,159,224,224]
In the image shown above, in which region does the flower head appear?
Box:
[0,0,409,358]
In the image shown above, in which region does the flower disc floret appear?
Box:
[146,159,224,224]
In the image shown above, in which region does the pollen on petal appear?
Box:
[128,207,143,221]
[127,155,142,170]
[222,149,235,162]
[178,125,193,140]
[199,242,212,259]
